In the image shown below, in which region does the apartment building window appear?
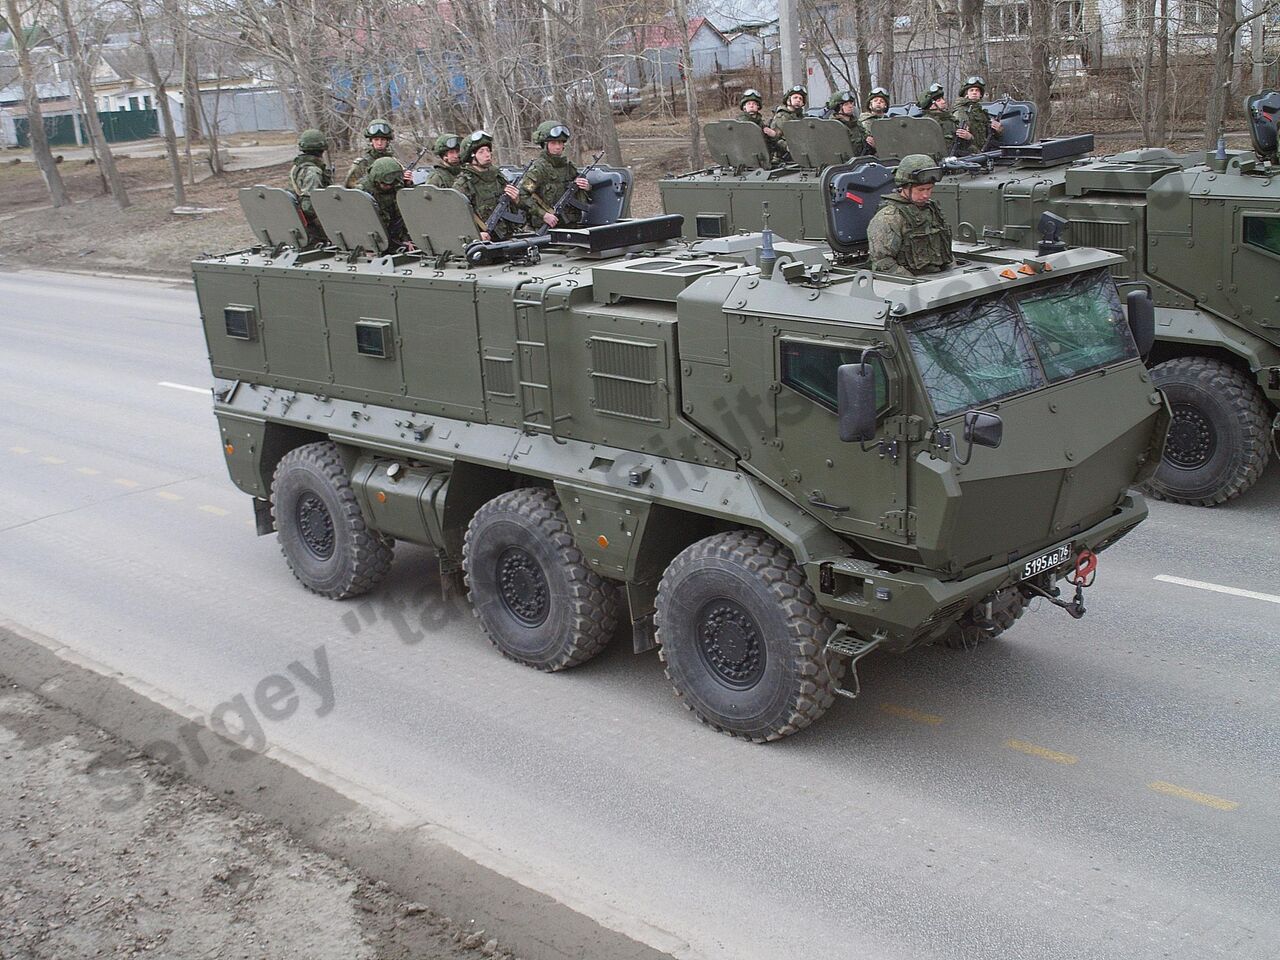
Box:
[1182,0,1216,30]
[1056,0,1084,33]
[1121,0,1144,28]
[986,1,1029,38]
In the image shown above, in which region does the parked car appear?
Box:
[546,78,641,115]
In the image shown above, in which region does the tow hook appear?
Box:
[1023,549,1097,620]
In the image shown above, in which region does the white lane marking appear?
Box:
[158,381,209,395]
[1154,575,1280,606]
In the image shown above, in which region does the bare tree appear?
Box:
[1027,0,1054,134]
[3,0,71,207]
[672,0,701,167]
[128,0,185,204]
[1205,0,1275,147]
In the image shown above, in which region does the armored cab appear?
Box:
[194,177,1165,742]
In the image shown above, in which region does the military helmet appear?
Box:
[369,156,404,186]
[434,133,462,156]
[918,83,946,110]
[867,86,891,107]
[959,75,986,96]
[895,153,943,186]
[786,84,808,102]
[533,121,571,146]
[365,118,394,140]
[740,88,764,108]
[827,90,857,111]
[297,128,327,153]
[461,129,494,163]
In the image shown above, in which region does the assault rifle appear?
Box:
[985,94,1014,150]
[484,159,535,236]
[536,151,604,235]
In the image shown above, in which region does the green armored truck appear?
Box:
[661,93,1280,507]
[194,175,1166,741]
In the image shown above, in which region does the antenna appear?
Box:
[759,201,777,279]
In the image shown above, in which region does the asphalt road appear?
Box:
[1,269,1277,960]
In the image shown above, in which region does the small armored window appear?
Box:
[780,340,889,412]
[1243,216,1280,258]
[695,214,727,238]
[355,319,394,359]
[224,305,256,340]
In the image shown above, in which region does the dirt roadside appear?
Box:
[0,678,521,960]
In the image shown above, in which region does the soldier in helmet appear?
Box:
[344,118,397,188]
[424,134,464,188]
[826,89,870,156]
[867,154,953,277]
[770,84,808,161]
[952,76,1002,156]
[453,130,525,242]
[917,83,957,158]
[358,156,411,250]
[521,122,592,229]
[859,86,891,154]
[289,128,331,247]
[737,88,783,162]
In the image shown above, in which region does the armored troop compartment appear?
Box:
[195,183,1165,741]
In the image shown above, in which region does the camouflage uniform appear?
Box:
[867,154,953,278]
[918,84,956,158]
[770,86,808,162]
[358,157,410,249]
[827,91,870,156]
[521,122,587,227]
[455,165,524,241]
[425,162,462,189]
[344,118,396,188]
[288,130,331,247]
[738,90,784,164]
[952,100,993,156]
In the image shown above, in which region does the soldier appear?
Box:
[344,118,397,188]
[737,88,784,161]
[918,83,957,158]
[770,84,808,161]
[453,130,525,242]
[288,128,331,247]
[859,86,891,154]
[358,156,411,250]
[867,154,953,278]
[520,122,592,229]
[826,89,870,156]
[953,76,1002,156]
[424,134,464,188]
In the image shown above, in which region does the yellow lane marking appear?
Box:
[9,446,31,454]
[76,467,101,476]
[1004,739,1079,765]
[155,491,183,501]
[113,478,140,488]
[1148,781,1238,811]
[40,456,67,464]
[879,703,943,726]
[199,505,229,516]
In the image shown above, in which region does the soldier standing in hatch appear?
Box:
[867,154,954,278]
[952,76,1002,156]
[424,134,464,188]
[289,128,331,247]
[918,83,958,158]
[859,86,891,154]
[737,89,784,163]
[344,118,397,188]
[453,130,525,242]
[359,156,412,250]
[826,90,871,156]
[770,84,808,162]
[521,122,592,229]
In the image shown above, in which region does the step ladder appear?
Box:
[823,627,883,700]
[512,281,571,444]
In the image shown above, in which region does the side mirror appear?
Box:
[1126,289,1155,356]
[964,410,1003,449]
[837,363,878,442]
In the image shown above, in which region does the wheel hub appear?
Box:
[1166,402,1216,470]
[696,599,766,690]
[295,493,335,560]
[496,546,550,627]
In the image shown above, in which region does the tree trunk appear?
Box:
[852,0,872,101]
[1154,0,1170,145]
[1028,0,1054,135]
[1137,0,1156,144]
[131,0,185,205]
[1204,2,1239,148]
[958,0,988,75]
[580,0,624,166]
[672,0,701,168]
[55,0,130,208]
[880,3,896,97]
[4,0,71,207]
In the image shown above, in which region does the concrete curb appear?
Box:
[0,621,681,960]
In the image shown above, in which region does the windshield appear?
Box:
[905,269,1137,418]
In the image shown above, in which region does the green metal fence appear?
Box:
[15,109,160,148]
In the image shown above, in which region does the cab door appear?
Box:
[1231,209,1280,334]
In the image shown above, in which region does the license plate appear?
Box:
[1021,542,1073,581]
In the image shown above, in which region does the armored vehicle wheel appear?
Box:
[654,530,845,742]
[272,441,393,599]
[1146,357,1271,506]
[938,588,1027,650]
[463,488,619,671]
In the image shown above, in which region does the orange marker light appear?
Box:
[1018,264,1036,275]
[376,491,387,503]
[597,535,610,548]
[224,443,234,455]
[1000,268,1018,279]
[1043,262,1053,271]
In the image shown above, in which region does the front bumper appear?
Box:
[805,493,1148,652]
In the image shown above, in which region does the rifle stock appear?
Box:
[484,159,536,235]
[536,151,605,235]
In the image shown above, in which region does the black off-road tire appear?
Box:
[939,588,1027,650]
[654,530,846,742]
[462,488,619,671]
[271,441,393,599]
[1146,357,1271,506]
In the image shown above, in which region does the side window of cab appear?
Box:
[780,339,891,412]
[1243,215,1280,259]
